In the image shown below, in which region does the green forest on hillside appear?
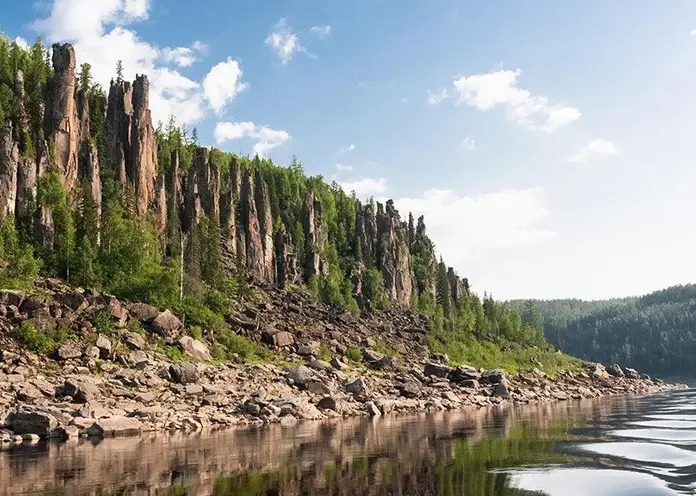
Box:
[509,284,696,375]
[0,34,580,372]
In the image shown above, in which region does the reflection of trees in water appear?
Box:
[0,397,641,495]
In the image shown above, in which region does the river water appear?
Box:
[1,389,695,495]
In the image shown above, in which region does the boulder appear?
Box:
[344,377,366,395]
[15,382,44,402]
[362,348,382,363]
[86,417,143,437]
[365,400,381,417]
[262,330,294,347]
[56,343,82,360]
[127,351,149,369]
[124,331,146,350]
[308,359,332,372]
[424,362,453,379]
[21,295,45,314]
[169,363,199,384]
[317,396,339,412]
[62,378,100,403]
[151,310,182,337]
[607,364,625,378]
[51,425,79,440]
[398,382,421,398]
[330,357,345,370]
[5,407,58,437]
[368,355,395,371]
[0,289,24,307]
[179,336,212,361]
[287,365,316,388]
[96,334,112,358]
[493,379,510,398]
[481,369,505,385]
[58,291,89,312]
[624,367,640,380]
[448,365,481,383]
[84,346,100,360]
[128,302,159,322]
[588,363,610,380]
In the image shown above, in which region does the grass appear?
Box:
[428,333,583,377]
[12,320,70,355]
[213,330,275,363]
[373,339,399,357]
[156,342,188,362]
[317,343,332,362]
[345,347,362,362]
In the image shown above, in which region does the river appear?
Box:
[1,389,695,495]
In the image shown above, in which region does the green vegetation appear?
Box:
[509,284,696,375]
[12,321,69,355]
[345,347,362,362]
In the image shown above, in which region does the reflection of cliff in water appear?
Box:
[0,396,642,495]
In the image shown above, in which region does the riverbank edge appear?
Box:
[0,357,687,444]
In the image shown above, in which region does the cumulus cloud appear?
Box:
[161,41,207,68]
[395,187,553,266]
[202,58,247,114]
[427,88,449,105]
[338,177,388,198]
[214,121,290,157]
[335,163,353,172]
[309,25,332,38]
[265,18,308,64]
[452,69,581,132]
[462,135,476,151]
[13,36,29,49]
[567,139,618,163]
[30,0,220,125]
[339,143,355,154]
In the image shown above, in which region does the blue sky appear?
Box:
[3,0,696,300]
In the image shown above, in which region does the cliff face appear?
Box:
[0,42,470,312]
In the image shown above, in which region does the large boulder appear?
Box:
[179,336,212,361]
[5,407,58,437]
[96,334,112,358]
[169,363,199,384]
[86,417,143,437]
[607,364,625,378]
[344,377,366,395]
[448,365,481,383]
[127,302,159,322]
[262,329,295,347]
[62,378,100,403]
[624,367,640,380]
[151,310,182,337]
[287,365,316,388]
[588,363,610,379]
[56,343,82,361]
[424,362,453,379]
[58,291,89,312]
[481,369,505,385]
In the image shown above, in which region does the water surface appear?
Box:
[2,389,696,495]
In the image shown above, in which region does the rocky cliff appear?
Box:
[0,42,472,311]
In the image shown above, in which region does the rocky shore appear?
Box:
[0,280,685,444]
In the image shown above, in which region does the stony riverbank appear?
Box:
[0,278,686,443]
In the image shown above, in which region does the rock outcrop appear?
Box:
[129,75,158,216]
[376,201,414,306]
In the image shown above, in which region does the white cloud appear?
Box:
[13,36,29,49]
[161,41,207,68]
[31,0,216,125]
[339,143,355,154]
[395,187,553,265]
[265,18,307,64]
[202,57,247,114]
[452,69,581,132]
[427,88,449,105]
[214,121,290,157]
[338,177,388,198]
[567,139,618,163]
[309,25,332,38]
[336,163,353,172]
[462,135,476,151]
[690,29,696,35]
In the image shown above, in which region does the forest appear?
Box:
[509,284,696,376]
[0,34,556,367]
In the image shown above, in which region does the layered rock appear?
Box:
[129,76,158,216]
[106,79,132,185]
[376,201,414,306]
[219,157,238,256]
[275,227,301,286]
[303,190,327,279]
[44,44,79,192]
[0,124,18,218]
[254,170,275,281]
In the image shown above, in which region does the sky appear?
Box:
[2,0,696,301]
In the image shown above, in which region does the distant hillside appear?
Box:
[508,285,696,376]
